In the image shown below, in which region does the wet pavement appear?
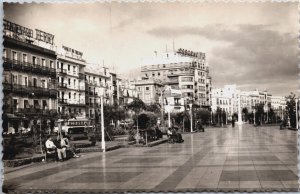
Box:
[3,124,299,192]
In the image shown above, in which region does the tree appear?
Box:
[145,103,161,114]
[137,112,158,130]
[286,93,297,128]
[242,107,249,122]
[194,109,211,125]
[171,111,190,131]
[127,98,146,113]
[255,103,265,125]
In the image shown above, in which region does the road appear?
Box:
[3,124,299,192]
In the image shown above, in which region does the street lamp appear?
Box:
[237,93,243,125]
[99,87,105,152]
[189,103,193,132]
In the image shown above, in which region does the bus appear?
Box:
[53,117,93,140]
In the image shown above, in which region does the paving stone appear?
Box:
[3,125,298,192]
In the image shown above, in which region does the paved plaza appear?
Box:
[3,124,299,192]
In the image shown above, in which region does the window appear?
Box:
[158,72,160,76]
[50,60,54,68]
[33,100,40,109]
[41,79,46,88]
[22,54,27,62]
[24,77,28,86]
[73,66,76,72]
[32,56,37,65]
[68,78,70,85]
[3,49,7,58]
[146,87,149,91]
[33,78,37,87]
[12,74,17,84]
[74,93,76,100]
[69,92,71,99]
[68,64,70,71]
[12,51,17,61]
[42,100,47,109]
[13,99,18,109]
[24,100,29,109]
[41,58,46,67]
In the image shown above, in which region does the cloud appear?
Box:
[147,24,298,95]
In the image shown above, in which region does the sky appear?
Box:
[3,2,299,96]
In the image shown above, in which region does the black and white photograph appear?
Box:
[1,1,299,193]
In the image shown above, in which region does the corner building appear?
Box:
[2,20,57,133]
[141,48,212,109]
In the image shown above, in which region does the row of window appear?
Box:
[10,98,51,110]
[4,49,55,68]
[3,72,52,88]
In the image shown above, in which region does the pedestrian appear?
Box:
[61,133,80,158]
[232,117,235,128]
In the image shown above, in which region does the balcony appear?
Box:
[3,83,57,98]
[85,91,94,96]
[58,83,68,89]
[57,68,67,75]
[3,106,57,116]
[3,58,56,77]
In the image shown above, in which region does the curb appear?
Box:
[3,155,45,167]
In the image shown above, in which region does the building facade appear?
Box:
[3,19,57,133]
[56,46,86,117]
[141,48,212,109]
[133,78,163,105]
[85,65,110,119]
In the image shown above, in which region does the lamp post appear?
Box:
[296,97,299,129]
[237,93,243,125]
[99,88,105,152]
[165,104,171,127]
[189,103,193,132]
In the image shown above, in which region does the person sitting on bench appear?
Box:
[61,133,80,158]
[45,135,57,160]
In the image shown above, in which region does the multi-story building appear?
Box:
[211,85,237,115]
[141,48,212,108]
[164,86,185,113]
[56,46,86,117]
[133,78,163,105]
[212,84,285,121]
[85,65,110,119]
[2,19,57,133]
[119,79,139,105]
[271,96,286,119]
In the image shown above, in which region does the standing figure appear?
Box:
[232,117,235,128]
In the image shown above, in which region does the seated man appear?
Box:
[61,133,80,158]
[45,135,57,160]
[54,135,67,162]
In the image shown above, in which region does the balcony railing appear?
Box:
[3,106,57,115]
[3,83,57,98]
[57,68,67,75]
[3,58,56,77]
[58,83,68,89]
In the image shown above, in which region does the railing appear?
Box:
[3,58,56,76]
[3,107,57,115]
[57,68,67,74]
[58,83,68,88]
[3,83,57,98]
